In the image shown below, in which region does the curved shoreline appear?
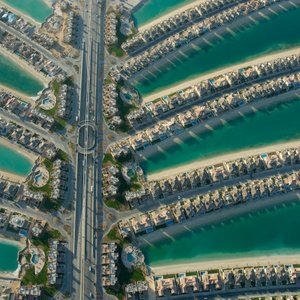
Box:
[0,136,37,183]
[139,90,300,178]
[138,0,208,32]
[0,235,26,278]
[129,0,300,95]
[0,46,49,87]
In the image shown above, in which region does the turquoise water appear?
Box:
[133,0,194,28]
[141,98,300,174]
[0,142,33,176]
[0,241,20,272]
[142,199,300,266]
[3,0,53,23]
[134,6,300,97]
[0,54,44,96]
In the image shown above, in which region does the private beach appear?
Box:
[142,46,300,103]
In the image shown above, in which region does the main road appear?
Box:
[71,0,106,299]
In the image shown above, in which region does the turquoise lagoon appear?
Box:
[134,6,300,97]
[0,53,44,96]
[0,142,33,176]
[142,200,300,267]
[0,241,20,272]
[141,98,300,175]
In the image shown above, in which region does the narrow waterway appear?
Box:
[142,200,300,267]
[0,141,33,176]
[0,53,44,97]
[0,241,20,272]
[141,98,300,174]
[134,5,300,97]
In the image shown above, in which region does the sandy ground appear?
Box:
[0,136,37,183]
[151,253,300,275]
[138,0,209,32]
[143,46,300,103]
[138,191,300,248]
[0,0,42,26]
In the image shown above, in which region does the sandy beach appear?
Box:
[141,90,300,180]
[0,0,43,26]
[147,140,300,181]
[0,85,36,104]
[0,234,25,279]
[0,136,37,183]
[138,191,300,246]
[151,253,300,275]
[0,46,49,87]
[138,0,208,31]
[143,46,300,103]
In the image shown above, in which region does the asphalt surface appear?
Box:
[71,0,106,299]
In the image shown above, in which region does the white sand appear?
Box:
[138,0,209,32]
[143,46,300,103]
[151,254,300,275]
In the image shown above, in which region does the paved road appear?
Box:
[71,0,106,299]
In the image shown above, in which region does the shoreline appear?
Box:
[0,234,26,278]
[142,45,300,103]
[129,0,300,97]
[139,91,300,179]
[138,0,208,32]
[0,0,52,26]
[0,45,49,89]
[0,85,36,104]
[138,191,300,246]
[0,136,37,183]
[150,253,300,275]
[0,0,41,26]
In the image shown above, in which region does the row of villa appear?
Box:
[112,0,284,79]
[0,117,57,158]
[0,8,54,49]
[126,53,300,127]
[118,170,300,237]
[102,242,119,287]
[125,73,300,151]
[122,0,244,54]
[124,147,300,206]
[47,240,66,286]
[103,83,122,129]
[0,90,55,130]
[0,29,66,79]
[155,264,299,298]
[105,11,118,46]
[0,208,46,238]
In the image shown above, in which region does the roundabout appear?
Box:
[76,121,97,154]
